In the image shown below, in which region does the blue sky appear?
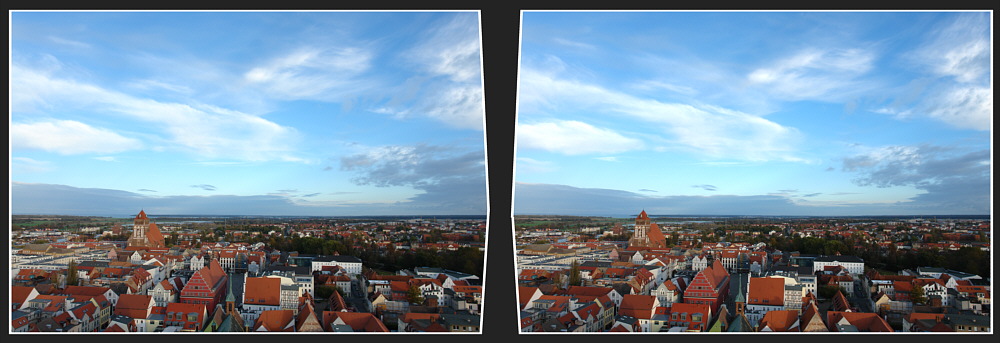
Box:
[514,11,991,216]
[10,11,486,216]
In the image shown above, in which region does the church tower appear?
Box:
[629,210,651,247]
[127,210,149,247]
[127,210,165,248]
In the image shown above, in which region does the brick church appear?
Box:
[627,210,667,249]
[126,210,165,249]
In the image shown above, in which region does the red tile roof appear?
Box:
[827,311,893,332]
[619,294,657,320]
[256,309,295,332]
[759,310,800,332]
[115,294,153,319]
[244,277,281,306]
[12,286,36,307]
[747,277,784,306]
[518,286,540,309]
[62,285,111,296]
[323,312,389,332]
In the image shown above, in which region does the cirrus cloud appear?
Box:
[11,120,141,155]
[10,60,304,162]
[517,120,642,155]
[518,63,803,161]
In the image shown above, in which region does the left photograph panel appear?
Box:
[10,10,486,333]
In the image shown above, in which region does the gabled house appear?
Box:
[254,309,295,332]
[150,277,185,307]
[651,278,684,306]
[683,260,729,314]
[164,302,208,332]
[619,294,659,332]
[179,260,228,309]
[758,310,800,332]
[399,312,446,332]
[322,312,389,332]
[114,294,154,320]
[295,296,323,332]
[518,286,543,311]
[799,301,827,332]
[12,286,40,310]
[241,276,284,323]
[745,277,785,326]
[657,302,712,332]
[826,311,893,332]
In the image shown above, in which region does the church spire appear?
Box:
[226,273,236,314]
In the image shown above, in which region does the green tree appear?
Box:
[568,260,582,287]
[818,285,844,299]
[315,285,340,299]
[407,285,425,305]
[66,260,79,286]
[910,285,927,305]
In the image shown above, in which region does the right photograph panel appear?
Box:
[513,11,992,333]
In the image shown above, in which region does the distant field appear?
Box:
[15,220,58,227]
[515,220,560,228]
[514,216,632,231]
[12,215,129,229]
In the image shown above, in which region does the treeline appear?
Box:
[760,235,990,277]
[254,235,484,278]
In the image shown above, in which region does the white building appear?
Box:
[311,255,362,275]
[813,255,865,276]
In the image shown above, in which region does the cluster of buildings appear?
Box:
[516,211,991,333]
[11,211,483,333]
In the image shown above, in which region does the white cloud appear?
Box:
[421,84,484,131]
[383,14,483,131]
[410,14,482,83]
[746,48,875,101]
[885,13,992,131]
[10,61,303,162]
[870,107,912,118]
[517,120,643,155]
[243,47,374,100]
[519,68,803,161]
[595,156,619,162]
[11,120,141,155]
[94,156,118,162]
[917,14,990,84]
[925,86,992,130]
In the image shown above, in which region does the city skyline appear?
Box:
[515,11,991,216]
[11,11,487,216]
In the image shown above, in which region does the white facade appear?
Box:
[691,255,708,272]
[650,282,681,306]
[189,255,205,271]
[311,257,362,275]
[813,259,864,276]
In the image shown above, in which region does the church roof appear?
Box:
[147,222,165,247]
[727,313,754,332]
